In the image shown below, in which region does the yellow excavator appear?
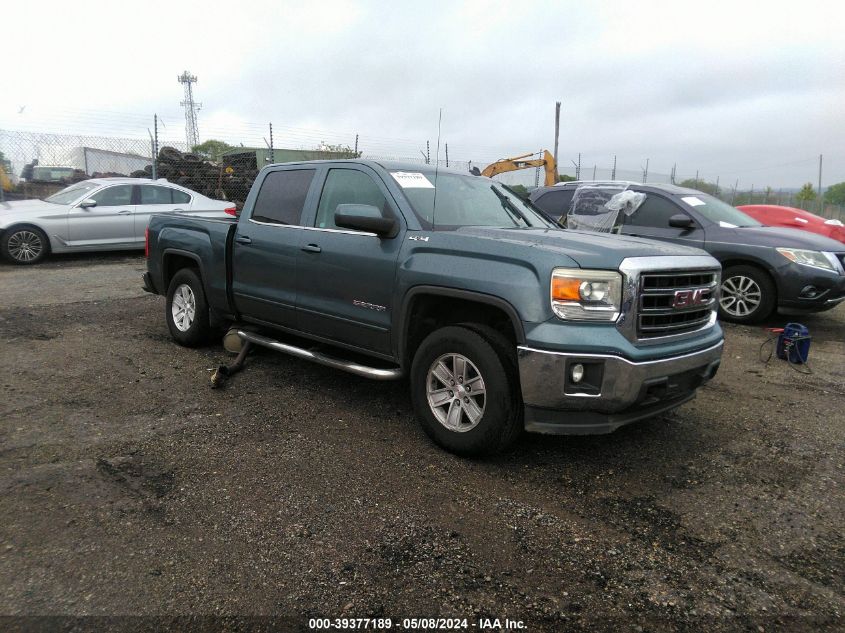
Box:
[481,150,557,187]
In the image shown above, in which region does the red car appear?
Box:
[738,204,845,244]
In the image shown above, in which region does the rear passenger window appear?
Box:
[315,169,389,230]
[625,195,683,228]
[533,189,574,221]
[172,189,191,204]
[251,169,315,225]
[140,185,173,204]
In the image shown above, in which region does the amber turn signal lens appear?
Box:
[551,277,582,301]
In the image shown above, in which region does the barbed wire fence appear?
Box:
[0,115,842,221]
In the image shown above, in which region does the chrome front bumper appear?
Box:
[517,341,723,434]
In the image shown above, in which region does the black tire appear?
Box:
[165,268,213,347]
[410,325,523,457]
[719,264,776,324]
[1,225,50,265]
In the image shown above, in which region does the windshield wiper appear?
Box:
[490,186,529,227]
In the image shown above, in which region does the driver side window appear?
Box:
[91,185,133,207]
[315,169,388,230]
[625,194,685,228]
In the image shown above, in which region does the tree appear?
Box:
[795,182,816,202]
[824,181,845,205]
[191,139,235,162]
[557,174,576,183]
[679,178,719,196]
[506,184,529,199]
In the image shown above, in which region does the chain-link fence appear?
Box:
[1,123,842,221]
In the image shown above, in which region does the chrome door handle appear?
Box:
[235,235,252,245]
[117,209,132,215]
[173,208,185,213]
[301,244,321,253]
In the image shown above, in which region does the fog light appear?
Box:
[571,363,585,383]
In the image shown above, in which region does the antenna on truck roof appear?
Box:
[432,108,442,230]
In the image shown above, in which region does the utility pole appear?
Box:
[592,165,596,180]
[642,158,649,183]
[553,101,561,172]
[152,114,159,179]
[268,123,275,163]
[731,179,739,205]
[671,163,676,185]
[354,134,359,156]
[426,141,430,165]
[177,71,201,149]
[571,154,581,180]
[715,175,720,195]
[818,154,823,215]
[611,155,616,180]
[445,143,449,168]
[695,170,699,187]
[750,185,754,204]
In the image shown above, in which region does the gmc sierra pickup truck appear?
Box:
[143,160,724,456]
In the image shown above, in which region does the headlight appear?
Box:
[551,268,622,321]
[776,248,838,273]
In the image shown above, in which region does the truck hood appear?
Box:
[707,225,845,252]
[453,226,706,269]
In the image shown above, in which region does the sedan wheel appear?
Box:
[3,227,49,264]
[720,275,762,318]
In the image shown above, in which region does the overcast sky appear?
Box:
[1,0,843,188]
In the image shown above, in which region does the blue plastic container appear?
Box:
[776,323,811,364]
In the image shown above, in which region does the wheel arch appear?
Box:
[396,286,525,370]
[161,248,210,299]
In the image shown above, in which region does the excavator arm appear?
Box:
[480,150,557,187]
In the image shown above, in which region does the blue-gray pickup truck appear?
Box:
[143,160,724,456]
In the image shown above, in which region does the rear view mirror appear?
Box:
[79,198,97,209]
[334,204,397,237]
[668,214,693,229]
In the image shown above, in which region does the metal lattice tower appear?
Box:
[177,71,201,149]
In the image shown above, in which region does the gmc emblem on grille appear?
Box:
[672,288,711,309]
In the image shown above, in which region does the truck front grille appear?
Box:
[637,271,718,339]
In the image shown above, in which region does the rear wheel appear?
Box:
[165,268,213,346]
[410,325,522,456]
[719,265,775,323]
[1,225,49,265]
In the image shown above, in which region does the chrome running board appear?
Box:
[237,330,403,381]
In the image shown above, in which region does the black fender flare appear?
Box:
[395,285,525,366]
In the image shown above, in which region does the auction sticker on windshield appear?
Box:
[681,196,706,207]
[392,172,434,188]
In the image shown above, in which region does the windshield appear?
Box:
[44,182,99,205]
[391,171,552,230]
[678,193,761,227]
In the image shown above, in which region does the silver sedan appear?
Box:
[0,178,236,264]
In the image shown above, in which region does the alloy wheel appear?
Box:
[720,275,762,318]
[171,283,197,332]
[426,353,486,432]
[8,230,43,262]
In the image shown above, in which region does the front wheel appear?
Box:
[719,265,776,324]
[1,225,49,265]
[410,325,522,457]
[165,268,213,346]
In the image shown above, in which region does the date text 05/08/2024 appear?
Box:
[308,617,526,630]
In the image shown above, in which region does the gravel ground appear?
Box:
[0,254,843,632]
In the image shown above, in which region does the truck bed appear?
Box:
[146,214,238,317]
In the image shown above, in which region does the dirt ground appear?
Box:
[0,253,843,632]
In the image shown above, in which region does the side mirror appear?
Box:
[79,198,97,209]
[334,204,396,237]
[668,214,693,229]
